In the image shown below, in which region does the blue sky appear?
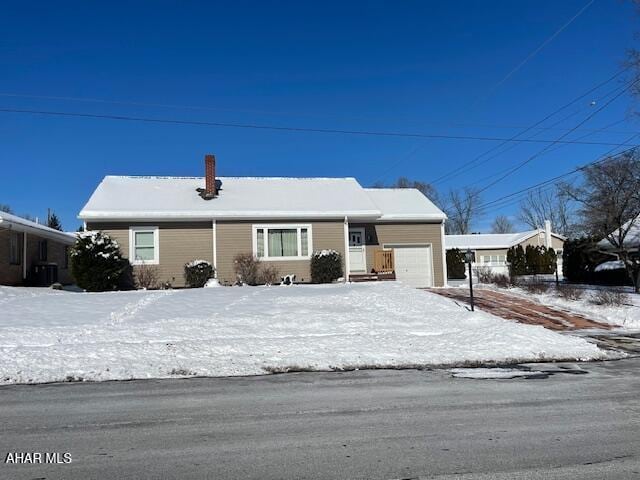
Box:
[1,1,637,231]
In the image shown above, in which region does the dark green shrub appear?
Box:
[446,248,466,279]
[311,250,343,283]
[507,245,526,276]
[70,231,133,292]
[509,245,557,276]
[184,260,214,288]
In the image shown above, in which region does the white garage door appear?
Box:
[388,244,433,288]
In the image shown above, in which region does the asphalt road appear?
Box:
[1,359,639,480]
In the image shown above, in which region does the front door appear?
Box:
[349,228,366,272]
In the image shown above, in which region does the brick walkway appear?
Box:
[429,288,612,331]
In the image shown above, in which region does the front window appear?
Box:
[129,227,159,264]
[253,225,311,260]
[9,232,20,265]
[39,240,48,262]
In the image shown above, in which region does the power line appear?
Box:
[2,91,636,135]
[478,136,640,213]
[474,77,638,195]
[0,106,636,147]
[428,66,631,186]
[466,117,627,188]
[476,0,595,102]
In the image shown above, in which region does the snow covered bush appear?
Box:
[70,231,133,292]
[522,280,550,294]
[491,274,510,288]
[260,265,280,286]
[473,266,493,284]
[589,289,629,306]
[311,250,343,283]
[134,262,159,290]
[184,260,214,288]
[556,284,584,301]
[233,253,261,285]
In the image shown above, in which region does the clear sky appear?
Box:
[1,1,637,231]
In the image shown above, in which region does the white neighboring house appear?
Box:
[445,221,566,279]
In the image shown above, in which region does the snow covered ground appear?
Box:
[0,282,606,385]
[479,284,640,331]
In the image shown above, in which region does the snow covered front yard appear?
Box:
[0,282,606,385]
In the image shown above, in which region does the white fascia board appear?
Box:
[376,214,447,222]
[79,210,383,221]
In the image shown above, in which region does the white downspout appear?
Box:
[343,216,350,283]
[22,232,27,281]
[212,219,217,278]
[440,220,448,287]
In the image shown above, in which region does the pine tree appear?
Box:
[446,248,466,279]
[47,212,63,231]
[70,231,133,291]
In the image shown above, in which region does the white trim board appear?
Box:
[129,226,160,265]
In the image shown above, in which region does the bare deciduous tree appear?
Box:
[491,215,515,233]
[518,185,575,236]
[445,187,483,234]
[372,177,441,207]
[0,204,12,213]
[627,1,640,113]
[562,150,640,291]
[134,262,160,290]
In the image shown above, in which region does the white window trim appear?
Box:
[129,226,160,265]
[252,224,313,261]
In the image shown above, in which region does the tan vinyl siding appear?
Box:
[87,222,213,288]
[216,220,345,285]
[518,234,564,250]
[353,222,445,287]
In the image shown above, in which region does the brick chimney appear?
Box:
[204,154,217,199]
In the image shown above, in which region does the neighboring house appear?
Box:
[597,217,640,253]
[445,221,565,277]
[79,155,447,288]
[0,211,76,286]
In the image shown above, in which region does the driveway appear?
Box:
[430,288,612,331]
[1,359,639,479]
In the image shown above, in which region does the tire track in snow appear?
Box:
[109,290,176,325]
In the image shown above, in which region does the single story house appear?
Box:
[79,155,447,288]
[0,211,76,286]
[445,221,565,277]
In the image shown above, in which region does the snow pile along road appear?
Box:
[0,282,606,384]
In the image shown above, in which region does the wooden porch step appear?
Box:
[350,272,396,282]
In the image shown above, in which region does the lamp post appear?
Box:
[465,248,475,312]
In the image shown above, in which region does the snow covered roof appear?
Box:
[598,217,640,250]
[0,211,76,244]
[363,188,446,221]
[445,230,564,250]
[79,176,445,222]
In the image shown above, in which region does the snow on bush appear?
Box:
[184,260,214,288]
[311,249,343,283]
[70,231,133,292]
